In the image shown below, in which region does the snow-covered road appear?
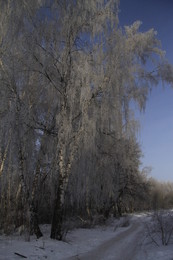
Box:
[67,218,144,260]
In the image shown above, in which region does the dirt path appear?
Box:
[67,219,144,260]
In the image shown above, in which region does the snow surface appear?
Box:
[0,214,173,259]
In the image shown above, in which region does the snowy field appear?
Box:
[0,213,173,260]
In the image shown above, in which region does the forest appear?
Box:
[0,0,173,241]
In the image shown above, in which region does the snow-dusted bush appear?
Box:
[146,210,173,246]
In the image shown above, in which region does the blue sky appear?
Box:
[119,0,173,181]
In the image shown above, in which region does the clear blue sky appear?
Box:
[119,0,173,181]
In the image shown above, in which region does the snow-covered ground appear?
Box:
[0,213,173,259]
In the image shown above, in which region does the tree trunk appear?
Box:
[117,199,122,217]
[29,202,43,239]
[29,162,43,238]
[50,176,64,240]
[86,176,91,218]
[50,145,72,240]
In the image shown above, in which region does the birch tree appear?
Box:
[48,1,173,239]
[0,0,173,240]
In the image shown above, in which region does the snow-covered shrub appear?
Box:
[146,210,173,246]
